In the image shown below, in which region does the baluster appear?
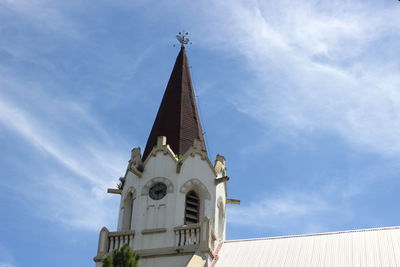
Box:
[175,231,179,246]
[129,233,134,247]
[183,229,186,246]
[109,236,114,252]
[196,228,200,244]
[191,228,195,244]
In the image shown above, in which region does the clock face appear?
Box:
[149,183,167,200]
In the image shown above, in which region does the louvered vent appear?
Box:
[185,191,199,224]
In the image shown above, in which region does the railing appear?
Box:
[107,230,135,252]
[95,227,135,262]
[95,217,213,264]
[174,224,201,247]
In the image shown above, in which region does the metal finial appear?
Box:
[176,31,191,47]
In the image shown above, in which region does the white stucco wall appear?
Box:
[139,254,192,267]
[116,149,227,252]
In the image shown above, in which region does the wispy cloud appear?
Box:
[0,95,125,185]
[1,0,398,236]
[0,0,147,231]
[0,0,82,39]
[0,243,16,267]
[198,0,400,156]
[0,86,127,230]
[228,190,333,233]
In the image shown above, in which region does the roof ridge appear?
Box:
[224,225,400,243]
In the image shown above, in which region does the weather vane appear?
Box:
[176,31,191,47]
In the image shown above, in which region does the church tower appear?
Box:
[94,34,231,267]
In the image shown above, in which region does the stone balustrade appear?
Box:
[174,224,201,247]
[94,217,213,264]
[94,227,135,262]
[108,230,135,252]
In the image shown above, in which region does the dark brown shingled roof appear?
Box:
[142,46,206,161]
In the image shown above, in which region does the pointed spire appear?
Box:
[142,46,206,161]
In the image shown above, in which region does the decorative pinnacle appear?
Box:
[176,31,191,47]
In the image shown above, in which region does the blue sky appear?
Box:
[0,0,399,266]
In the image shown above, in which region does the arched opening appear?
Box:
[122,192,133,231]
[184,191,200,224]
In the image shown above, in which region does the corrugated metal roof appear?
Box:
[215,226,400,267]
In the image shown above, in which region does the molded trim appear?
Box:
[178,139,216,175]
[214,176,229,185]
[226,199,240,205]
[180,179,211,200]
[134,245,213,258]
[173,223,201,231]
[107,188,122,194]
[143,143,178,167]
[125,186,137,199]
[141,177,174,196]
[141,228,167,234]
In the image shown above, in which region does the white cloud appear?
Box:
[228,191,332,232]
[0,96,125,186]
[0,0,153,232]
[0,91,126,230]
[0,0,81,39]
[199,0,400,156]
[0,243,16,267]
[23,174,118,230]
[1,0,398,234]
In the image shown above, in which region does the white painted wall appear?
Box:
[114,146,228,266]
[139,254,192,267]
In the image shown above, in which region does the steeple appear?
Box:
[95,36,229,266]
[142,45,206,161]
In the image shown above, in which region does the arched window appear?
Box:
[122,192,133,231]
[184,191,200,224]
